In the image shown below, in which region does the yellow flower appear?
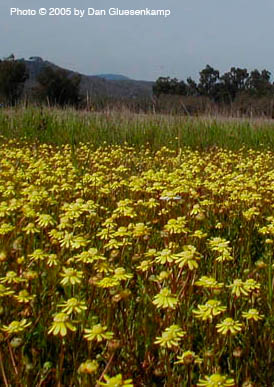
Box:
[215,249,233,263]
[154,270,170,282]
[164,217,188,234]
[228,278,260,297]
[59,232,75,249]
[154,249,177,264]
[0,223,14,235]
[175,350,202,365]
[0,284,14,297]
[216,318,242,335]
[132,223,150,238]
[191,230,208,239]
[1,271,25,284]
[73,248,106,264]
[244,279,260,293]
[60,267,83,286]
[84,323,113,342]
[96,277,120,288]
[113,267,133,281]
[98,373,133,386]
[29,249,48,262]
[152,288,178,309]
[2,319,31,334]
[36,214,56,228]
[155,324,186,348]
[22,222,40,235]
[144,249,157,258]
[105,238,123,250]
[209,237,230,251]
[209,237,233,262]
[58,298,87,315]
[70,235,89,250]
[136,260,153,272]
[48,313,76,337]
[78,359,99,374]
[14,290,35,303]
[195,276,224,289]
[242,309,264,321]
[243,207,259,221]
[113,199,136,218]
[47,254,58,267]
[174,245,201,270]
[193,299,226,321]
[197,373,235,386]
[227,279,248,297]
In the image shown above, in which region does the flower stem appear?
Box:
[96,352,115,386]
[0,347,9,387]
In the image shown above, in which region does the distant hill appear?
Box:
[95,74,131,81]
[21,57,153,99]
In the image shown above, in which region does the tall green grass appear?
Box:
[0,106,274,150]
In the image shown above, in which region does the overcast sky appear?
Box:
[1,0,274,81]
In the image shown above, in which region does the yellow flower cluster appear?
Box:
[0,140,272,385]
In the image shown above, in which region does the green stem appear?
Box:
[268,252,273,310]
[0,347,9,387]
[57,341,64,387]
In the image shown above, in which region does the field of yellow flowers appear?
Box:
[0,138,273,386]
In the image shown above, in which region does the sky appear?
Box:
[1,0,274,81]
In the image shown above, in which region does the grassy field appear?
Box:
[0,107,274,150]
[0,108,273,386]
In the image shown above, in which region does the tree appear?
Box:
[198,65,220,100]
[153,77,178,97]
[186,77,198,96]
[0,55,28,105]
[218,67,249,103]
[246,69,273,97]
[153,75,205,98]
[37,66,81,106]
[176,80,188,95]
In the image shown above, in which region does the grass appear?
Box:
[0,106,273,150]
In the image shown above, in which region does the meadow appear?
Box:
[0,108,273,386]
[0,107,274,150]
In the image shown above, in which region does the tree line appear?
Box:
[2,56,274,116]
[153,65,274,102]
[0,55,80,107]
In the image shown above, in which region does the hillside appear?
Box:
[95,74,131,81]
[21,57,153,99]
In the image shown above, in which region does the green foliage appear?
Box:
[219,67,249,103]
[0,56,28,105]
[153,77,188,97]
[198,65,220,99]
[246,69,273,97]
[153,65,274,105]
[37,66,81,107]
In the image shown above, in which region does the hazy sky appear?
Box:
[1,0,274,81]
